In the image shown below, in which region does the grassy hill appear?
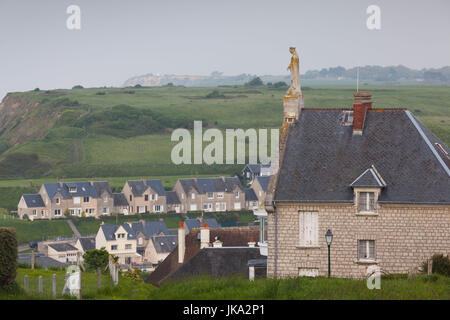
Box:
[0,85,448,179]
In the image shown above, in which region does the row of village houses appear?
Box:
[17,171,271,220]
[29,217,226,266]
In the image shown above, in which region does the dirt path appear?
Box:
[73,139,83,164]
[67,219,81,238]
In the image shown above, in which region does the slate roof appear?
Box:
[113,193,129,206]
[43,181,112,200]
[22,194,45,208]
[203,218,220,229]
[243,163,272,175]
[184,219,201,232]
[77,237,96,252]
[178,177,243,194]
[48,243,78,252]
[166,191,180,204]
[127,179,167,197]
[100,224,136,240]
[244,188,258,201]
[275,109,450,203]
[256,176,270,192]
[146,227,260,286]
[350,166,386,188]
[131,221,169,238]
[151,235,178,254]
[18,253,66,268]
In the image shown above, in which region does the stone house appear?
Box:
[242,163,273,183]
[166,191,181,213]
[121,179,168,214]
[130,220,169,262]
[18,181,124,220]
[173,177,245,213]
[47,243,79,263]
[95,223,140,264]
[251,176,270,207]
[244,188,259,210]
[74,236,96,259]
[145,234,178,265]
[265,90,450,279]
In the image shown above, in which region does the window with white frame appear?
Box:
[153,205,162,212]
[103,207,109,214]
[191,193,195,200]
[138,238,143,245]
[234,202,241,210]
[32,209,37,216]
[358,192,376,213]
[111,245,117,251]
[55,198,60,205]
[54,209,61,216]
[217,192,224,199]
[73,197,80,204]
[235,191,239,198]
[83,196,89,203]
[207,192,213,199]
[299,211,319,247]
[103,196,108,203]
[125,244,132,250]
[203,203,212,211]
[358,240,376,261]
[190,204,197,211]
[151,194,157,201]
[220,203,226,211]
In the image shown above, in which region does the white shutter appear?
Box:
[299,212,318,246]
[312,212,318,246]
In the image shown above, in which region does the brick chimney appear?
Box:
[200,223,210,249]
[353,91,372,135]
[178,221,185,264]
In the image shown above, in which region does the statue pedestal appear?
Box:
[283,94,303,122]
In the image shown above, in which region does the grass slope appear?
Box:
[0,85,448,179]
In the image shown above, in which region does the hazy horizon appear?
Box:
[1,0,449,100]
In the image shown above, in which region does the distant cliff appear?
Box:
[124,65,450,87]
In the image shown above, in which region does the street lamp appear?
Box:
[325,229,333,278]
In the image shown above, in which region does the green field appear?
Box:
[0,85,448,179]
[0,213,73,244]
[2,269,449,300]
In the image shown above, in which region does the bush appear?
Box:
[245,77,263,86]
[72,85,84,89]
[422,254,450,277]
[0,227,18,290]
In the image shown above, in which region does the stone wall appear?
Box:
[267,202,450,279]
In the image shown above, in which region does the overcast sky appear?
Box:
[0,0,449,99]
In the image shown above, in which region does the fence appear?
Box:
[21,267,107,299]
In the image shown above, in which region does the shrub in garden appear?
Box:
[422,254,450,277]
[0,227,18,290]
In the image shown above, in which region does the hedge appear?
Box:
[0,227,18,290]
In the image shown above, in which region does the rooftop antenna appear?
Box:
[356,65,360,92]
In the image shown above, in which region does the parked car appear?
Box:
[28,240,38,249]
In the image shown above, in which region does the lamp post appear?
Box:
[325,229,333,278]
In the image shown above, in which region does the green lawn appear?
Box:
[0,213,73,244]
[2,269,448,300]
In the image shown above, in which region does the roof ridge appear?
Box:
[405,110,450,176]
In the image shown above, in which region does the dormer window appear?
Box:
[358,192,375,213]
[342,111,354,126]
[69,187,77,193]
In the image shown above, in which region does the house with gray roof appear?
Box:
[242,163,273,183]
[183,218,220,234]
[173,176,245,213]
[265,87,450,279]
[75,237,96,256]
[47,243,79,263]
[145,234,178,264]
[18,180,126,220]
[122,179,168,214]
[244,188,259,210]
[250,175,271,208]
[128,220,170,263]
[95,222,140,265]
[18,253,66,269]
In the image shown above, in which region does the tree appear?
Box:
[245,77,263,86]
[64,209,70,218]
[72,85,84,89]
[0,227,18,290]
[83,248,110,272]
